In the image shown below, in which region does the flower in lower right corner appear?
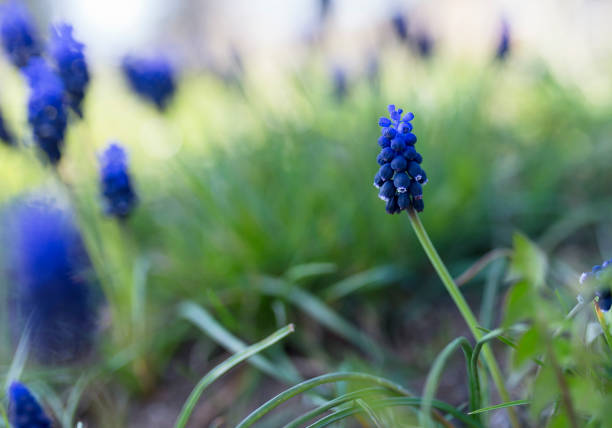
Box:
[8,382,51,428]
[579,260,612,311]
[99,142,138,219]
[374,104,427,214]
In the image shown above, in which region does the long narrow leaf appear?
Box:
[468,399,529,415]
[174,323,294,428]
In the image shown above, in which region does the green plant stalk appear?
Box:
[593,303,612,355]
[174,324,295,428]
[407,209,519,428]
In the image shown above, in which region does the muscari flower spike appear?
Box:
[99,143,138,219]
[122,55,176,111]
[579,259,612,311]
[50,23,89,117]
[0,1,40,68]
[374,105,427,214]
[8,382,51,428]
[496,19,510,61]
[391,12,408,42]
[5,200,98,363]
[23,57,68,164]
[414,32,433,58]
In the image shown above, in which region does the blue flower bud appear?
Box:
[409,180,423,197]
[382,126,397,139]
[418,170,428,184]
[8,382,51,428]
[378,181,396,201]
[381,147,395,162]
[373,172,384,188]
[378,136,390,148]
[412,195,424,212]
[403,112,414,121]
[397,192,411,210]
[414,152,423,164]
[402,146,417,160]
[99,143,138,219]
[391,13,408,42]
[398,122,412,133]
[598,289,612,311]
[376,152,386,165]
[390,137,406,152]
[390,155,408,172]
[122,54,176,111]
[407,161,424,181]
[393,172,411,191]
[405,133,417,145]
[386,195,400,214]
[378,117,392,127]
[378,163,394,181]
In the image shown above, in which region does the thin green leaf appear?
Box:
[324,265,402,302]
[468,399,529,415]
[286,262,337,283]
[356,398,384,428]
[174,323,294,428]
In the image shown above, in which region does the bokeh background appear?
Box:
[2,0,612,427]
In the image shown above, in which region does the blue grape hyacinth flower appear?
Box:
[5,200,98,363]
[0,107,15,144]
[99,143,138,219]
[496,19,511,61]
[579,259,612,311]
[391,12,408,42]
[374,105,427,214]
[23,58,68,164]
[8,382,51,428]
[122,55,176,111]
[50,23,89,117]
[0,1,40,68]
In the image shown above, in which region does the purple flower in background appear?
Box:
[50,23,89,117]
[496,19,511,60]
[0,107,15,145]
[5,200,98,363]
[122,55,176,110]
[579,260,612,311]
[391,12,408,42]
[374,105,427,214]
[0,1,40,68]
[414,32,433,58]
[99,142,138,219]
[23,58,68,164]
[332,66,348,101]
[8,382,51,428]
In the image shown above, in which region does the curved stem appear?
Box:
[407,208,520,428]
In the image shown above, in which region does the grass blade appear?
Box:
[179,301,300,383]
[468,399,529,415]
[324,265,403,302]
[174,323,294,428]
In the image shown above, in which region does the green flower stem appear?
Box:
[407,208,520,428]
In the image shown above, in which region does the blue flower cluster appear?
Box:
[580,260,612,311]
[374,105,427,214]
[23,58,67,164]
[0,107,14,144]
[50,24,89,117]
[6,200,97,363]
[99,143,138,218]
[0,1,40,68]
[122,55,176,111]
[8,382,51,428]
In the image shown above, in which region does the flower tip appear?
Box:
[378,117,391,127]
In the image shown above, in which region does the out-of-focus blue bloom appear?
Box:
[319,0,332,22]
[0,107,15,144]
[99,142,138,219]
[8,382,51,428]
[391,13,408,42]
[414,32,433,58]
[332,66,347,101]
[50,23,89,117]
[5,200,97,363]
[0,1,40,68]
[579,259,612,311]
[122,55,176,111]
[23,58,67,164]
[496,19,511,60]
[374,105,427,214]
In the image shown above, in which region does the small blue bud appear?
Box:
[373,172,384,188]
[379,163,394,181]
[597,289,612,311]
[414,152,423,164]
[407,161,424,181]
[382,126,397,139]
[397,192,411,210]
[390,155,408,172]
[378,117,392,127]
[593,265,602,273]
[393,172,411,191]
[8,382,51,428]
[390,136,406,152]
[379,181,396,202]
[385,195,400,214]
[398,122,412,133]
[122,54,176,111]
[376,152,386,165]
[403,112,414,122]
[381,147,395,162]
[409,181,423,197]
[402,146,417,160]
[412,195,424,212]
[405,133,417,145]
[99,143,138,218]
[378,136,390,148]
